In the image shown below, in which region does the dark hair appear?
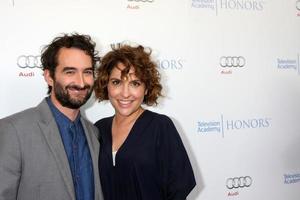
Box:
[41,33,98,94]
[94,44,162,106]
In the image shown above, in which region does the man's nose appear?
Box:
[75,73,85,88]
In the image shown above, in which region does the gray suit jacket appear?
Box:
[0,99,103,200]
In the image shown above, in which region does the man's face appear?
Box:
[45,47,94,109]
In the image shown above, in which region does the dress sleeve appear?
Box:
[0,119,22,200]
[157,116,196,200]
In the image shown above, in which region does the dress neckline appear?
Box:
[108,110,150,166]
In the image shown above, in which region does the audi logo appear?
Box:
[226,176,252,189]
[17,55,42,68]
[220,56,246,67]
[128,0,154,2]
[297,0,300,10]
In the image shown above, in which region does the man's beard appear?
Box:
[53,81,93,109]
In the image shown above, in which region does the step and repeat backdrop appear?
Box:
[1,0,300,199]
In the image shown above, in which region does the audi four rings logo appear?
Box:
[226,176,252,189]
[220,56,246,67]
[17,55,42,68]
[297,0,300,10]
[128,0,154,2]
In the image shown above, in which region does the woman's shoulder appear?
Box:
[94,116,113,128]
[144,110,173,125]
[144,110,182,144]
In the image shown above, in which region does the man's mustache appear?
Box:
[66,85,92,91]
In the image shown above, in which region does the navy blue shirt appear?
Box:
[95,110,196,200]
[47,97,94,200]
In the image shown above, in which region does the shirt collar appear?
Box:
[46,97,81,126]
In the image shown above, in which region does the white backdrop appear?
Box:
[1,0,300,199]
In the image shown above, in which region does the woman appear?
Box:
[94,44,196,200]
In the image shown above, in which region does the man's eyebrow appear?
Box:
[62,67,76,71]
[84,67,94,71]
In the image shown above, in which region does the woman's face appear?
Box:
[107,63,146,118]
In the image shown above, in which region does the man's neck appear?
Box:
[50,95,80,121]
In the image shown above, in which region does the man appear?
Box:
[0,33,103,200]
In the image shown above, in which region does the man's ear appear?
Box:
[44,69,54,87]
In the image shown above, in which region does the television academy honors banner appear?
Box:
[1,0,300,200]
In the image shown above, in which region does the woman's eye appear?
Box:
[131,81,141,87]
[111,80,121,85]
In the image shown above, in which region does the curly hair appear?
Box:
[94,44,162,106]
[41,33,98,94]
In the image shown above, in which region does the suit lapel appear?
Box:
[36,100,75,200]
[81,119,103,200]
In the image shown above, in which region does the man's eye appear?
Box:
[65,70,75,74]
[84,70,94,75]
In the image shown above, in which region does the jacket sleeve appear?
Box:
[157,116,196,200]
[0,118,22,200]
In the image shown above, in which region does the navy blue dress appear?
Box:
[95,110,196,200]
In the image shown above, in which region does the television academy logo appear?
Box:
[157,59,185,70]
[219,0,264,11]
[276,54,300,75]
[220,56,246,74]
[197,115,271,137]
[109,42,184,70]
[110,43,122,49]
[191,0,265,15]
[191,0,215,10]
[284,173,300,184]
